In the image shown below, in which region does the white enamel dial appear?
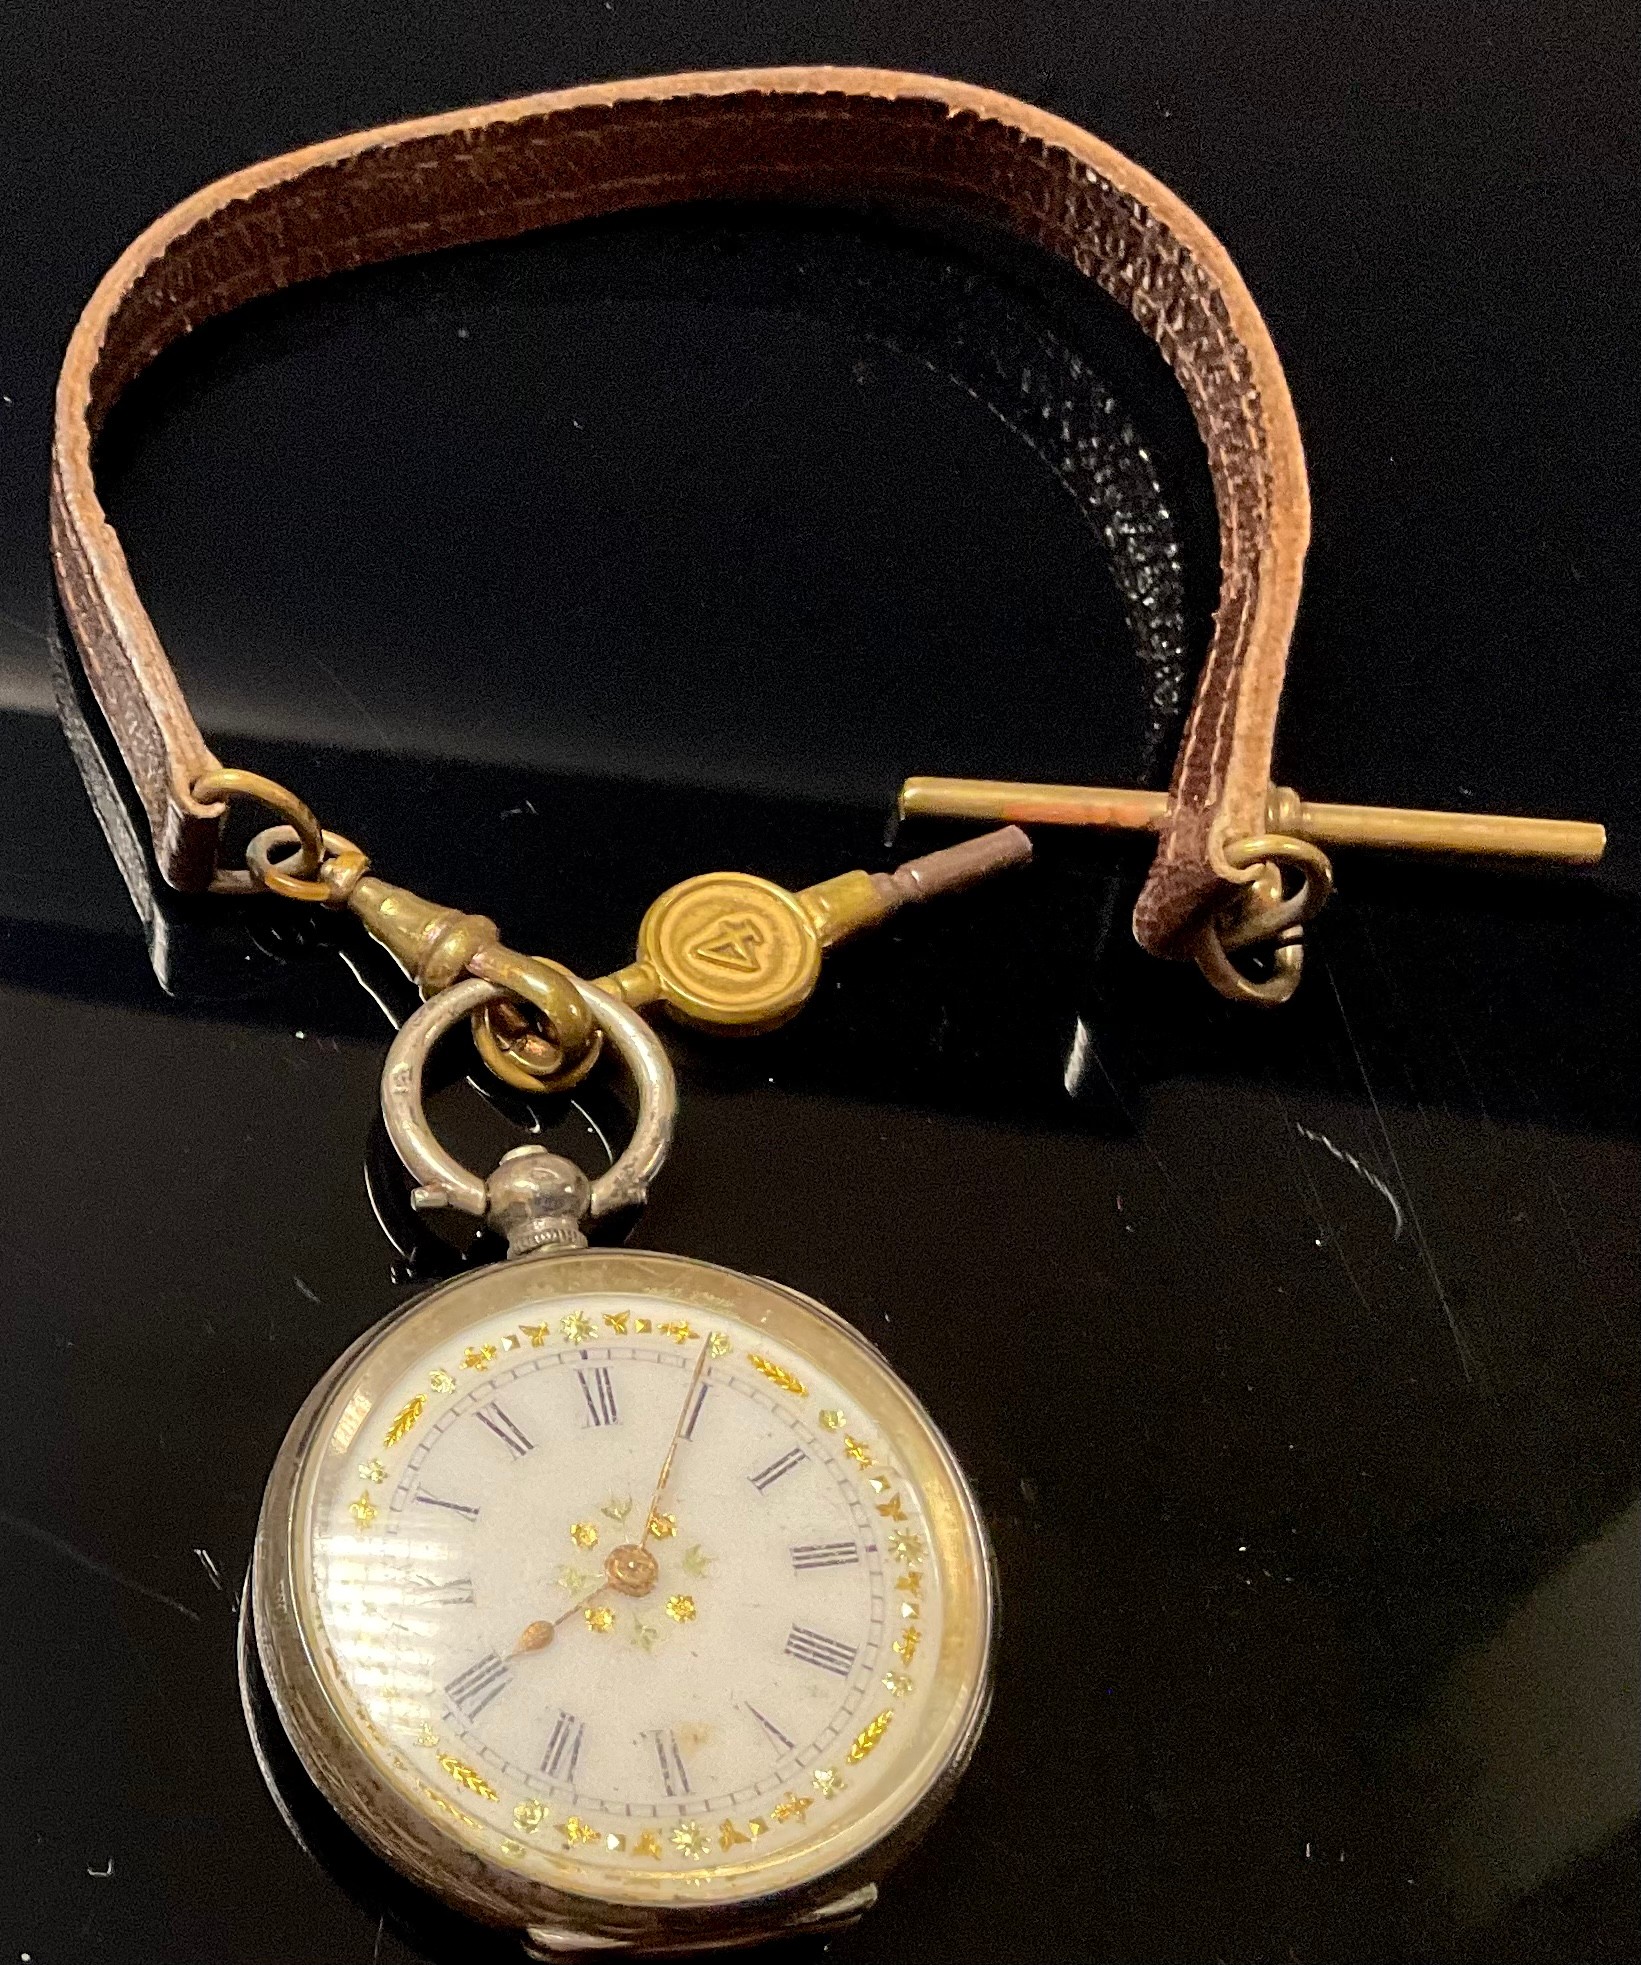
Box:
[263,1250,992,1916]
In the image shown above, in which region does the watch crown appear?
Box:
[485,1147,591,1259]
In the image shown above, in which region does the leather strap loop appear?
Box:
[50,66,1309,954]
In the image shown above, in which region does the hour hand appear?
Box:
[510,1542,664,1655]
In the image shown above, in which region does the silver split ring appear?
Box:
[381,976,676,1237]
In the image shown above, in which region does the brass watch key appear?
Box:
[475,827,1032,1089]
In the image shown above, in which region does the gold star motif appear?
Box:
[718,1818,750,1849]
[883,1671,914,1699]
[584,1605,615,1634]
[600,1494,633,1523]
[665,1594,696,1623]
[658,1319,697,1345]
[812,1766,844,1798]
[348,1493,378,1526]
[893,1626,921,1664]
[560,1816,600,1847]
[557,1564,597,1594]
[603,1311,630,1335]
[895,1570,923,1596]
[569,1521,599,1550]
[630,1618,660,1653]
[819,1408,845,1431]
[357,1459,387,1485]
[707,1331,732,1357]
[634,1830,662,1859]
[519,1324,549,1349]
[682,1544,715,1577]
[771,1792,813,1824]
[876,1495,907,1521]
[843,1436,873,1467]
[647,1511,676,1540]
[887,1530,925,1563]
[561,1312,595,1344]
[429,1367,457,1393]
[462,1343,497,1372]
[670,1822,709,1858]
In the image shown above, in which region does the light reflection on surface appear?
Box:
[1420,1497,1639,1923]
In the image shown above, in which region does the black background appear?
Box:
[1,6,1637,1963]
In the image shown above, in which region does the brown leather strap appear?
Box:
[50,66,1309,955]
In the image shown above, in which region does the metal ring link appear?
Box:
[246,823,371,905]
[1192,917,1306,1006]
[1192,831,1335,1006]
[1217,833,1334,948]
[472,971,605,1095]
[195,767,327,897]
[462,945,599,1085]
[382,976,675,1223]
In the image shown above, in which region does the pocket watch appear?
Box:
[251,976,995,1957]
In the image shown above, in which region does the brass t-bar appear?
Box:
[898,778,1606,865]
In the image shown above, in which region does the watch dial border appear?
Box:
[252,1246,995,1944]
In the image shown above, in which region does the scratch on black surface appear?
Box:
[300,641,391,746]
[0,1508,201,1621]
[1323,960,1480,1386]
[1293,1123,1406,1239]
[1066,1014,1187,1203]
[1270,1089,1381,1331]
[293,1274,322,1304]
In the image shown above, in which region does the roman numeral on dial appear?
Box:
[445,1651,512,1719]
[472,1402,534,1458]
[648,1727,691,1798]
[681,1382,709,1441]
[405,1573,476,1606]
[784,1625,858,1677]
[541,1709,585,1782]
[413,1492,480,1522]
[577,1366,619,1428]
[749,1445,805,1492]
[790,1540,860,1571]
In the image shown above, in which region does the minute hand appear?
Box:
[640,1339,712,1544]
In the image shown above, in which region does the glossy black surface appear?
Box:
[0,6,1636,1962]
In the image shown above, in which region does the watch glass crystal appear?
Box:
[263,1249,992,1913]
